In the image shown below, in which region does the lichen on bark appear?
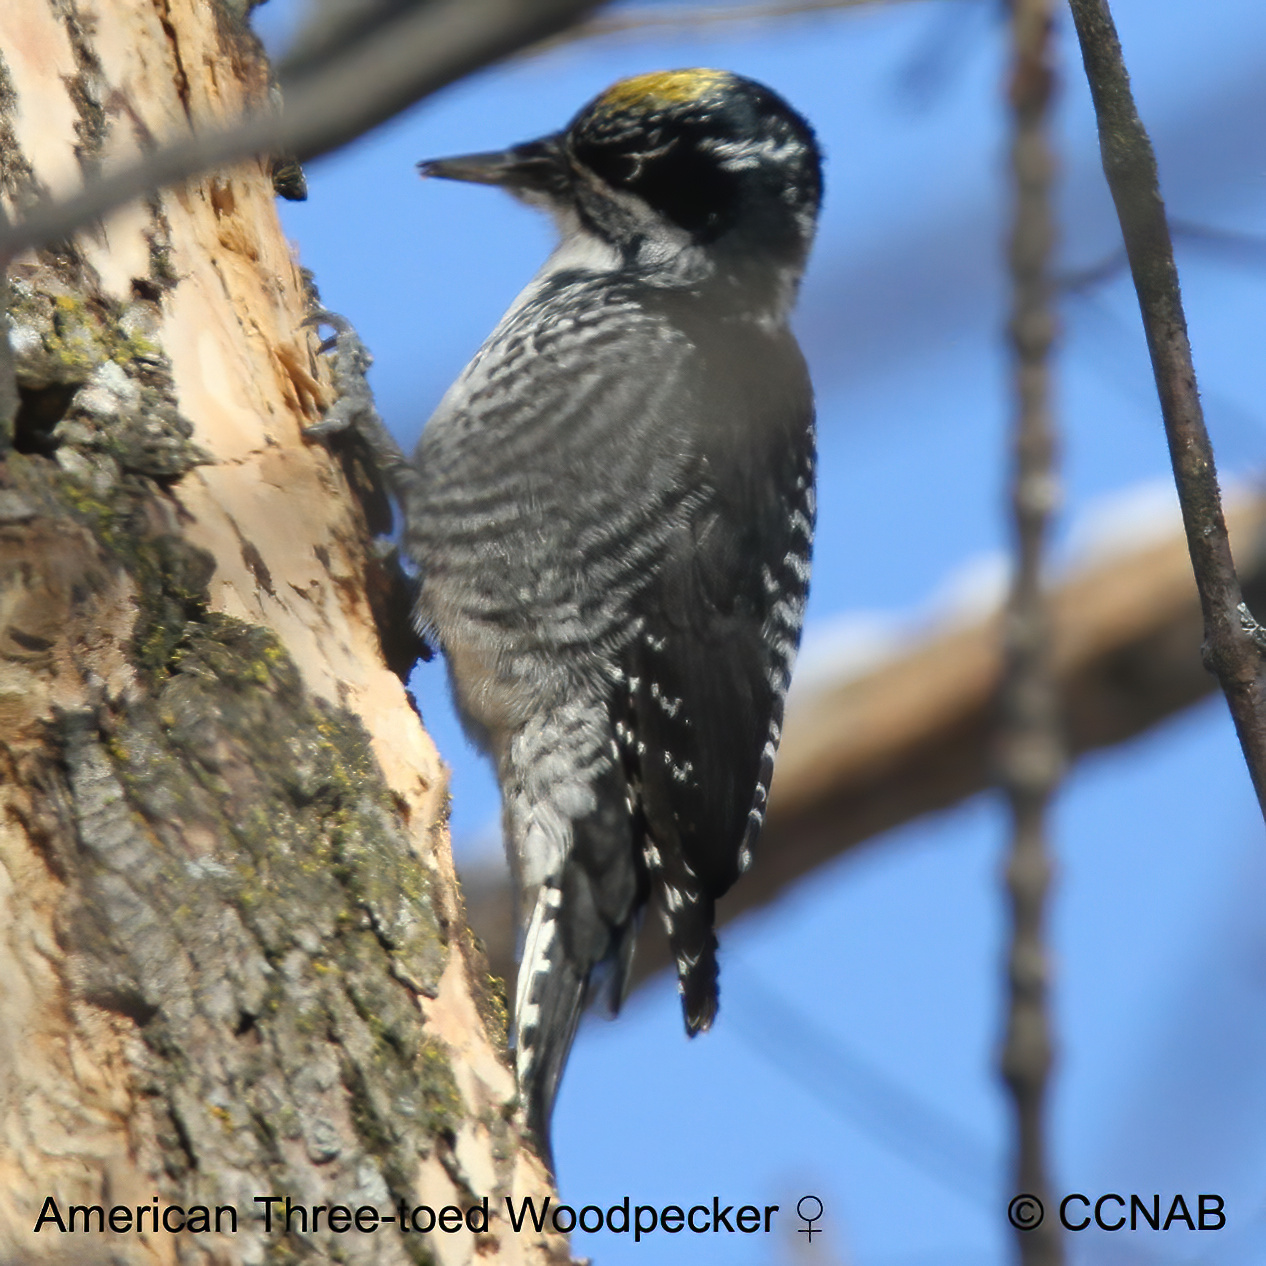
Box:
[2,350,477,1261]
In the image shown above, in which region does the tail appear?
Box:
[677,913,719,1035]
[515,883,584,1171]
[512,767,646,1169]
[657,872,719,1034]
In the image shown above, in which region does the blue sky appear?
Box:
[260,1,1266,1260]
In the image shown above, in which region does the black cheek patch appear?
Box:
[573,138,741,240]
[629,144,740,239]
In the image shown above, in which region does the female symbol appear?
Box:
[796,1195,824,1242]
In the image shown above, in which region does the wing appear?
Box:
[619,313,816,1032]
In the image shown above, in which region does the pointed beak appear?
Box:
[418,135,568,198]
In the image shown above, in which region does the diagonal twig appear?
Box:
[1067,0,1266,815]
[540,0,916,47]
[999,0,1063,1261]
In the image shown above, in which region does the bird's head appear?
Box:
[420,70,822,296]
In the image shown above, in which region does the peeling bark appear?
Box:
[0,2,566,1263]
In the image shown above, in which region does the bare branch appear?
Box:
[543,0,916,45]
[998,0,1062,1258]
[0,0,604,262]
[464,496,1266,992]
[1068,0,1266,814]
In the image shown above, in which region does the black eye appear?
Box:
[574,138,740,240]
[572,140,639,189]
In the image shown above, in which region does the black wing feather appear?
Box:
[620,312,815,1031]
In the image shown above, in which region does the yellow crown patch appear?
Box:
[596,69,731,114]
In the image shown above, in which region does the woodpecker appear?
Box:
[315,69,821,1165]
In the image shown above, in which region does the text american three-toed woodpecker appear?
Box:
[311,68,822,1165]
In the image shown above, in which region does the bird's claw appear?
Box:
[302,310,378,444]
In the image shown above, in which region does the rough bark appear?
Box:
[0,2,566,1263]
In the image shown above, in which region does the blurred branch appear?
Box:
[1168,219,1266,266]
[1068,0,1266,817]
[1059,221,1266,295]
[463,495,1266,991]
[544,0,916,45]
[1057,247,1128,295]
[0,0,605,261]
[728,965,996,1202]
[999,0,1061,1259]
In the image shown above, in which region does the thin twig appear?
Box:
[0,0,603,262]
[1058,220,1266,296]
[1067,0,1266,813]
[1056,246,1128,294]
[999,0,1062,1262]
[1168,218,1266,265]
[540,0,913,46]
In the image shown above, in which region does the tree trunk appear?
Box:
[0,2,566,1262]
